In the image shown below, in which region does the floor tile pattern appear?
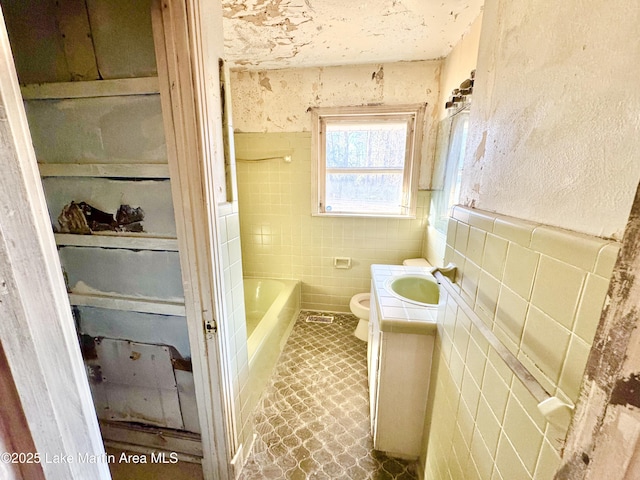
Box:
[240,311,417,479]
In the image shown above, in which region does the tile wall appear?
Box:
[420,206,619,480]
[235,132,430,312]
[217,203,254,463]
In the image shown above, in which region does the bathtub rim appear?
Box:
[244,277,300,363]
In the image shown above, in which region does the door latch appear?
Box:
[203,310,217,334]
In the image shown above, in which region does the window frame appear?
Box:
[311,104,426,218]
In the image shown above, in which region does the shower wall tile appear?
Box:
[421,205,620,480]
[235,132,430,312]
[502,244,539,300]
[530,256,585,328]
[482,234,508,280]
[217,204,253,462]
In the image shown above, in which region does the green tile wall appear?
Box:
[421,206,619,480]
[235,132,430,312]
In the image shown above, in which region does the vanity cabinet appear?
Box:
[368,275,435,459]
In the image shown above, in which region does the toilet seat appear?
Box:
[349,292,370,320]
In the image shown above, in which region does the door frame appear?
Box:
[152,0,234,478]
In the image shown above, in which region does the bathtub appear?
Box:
[243,277,300,372]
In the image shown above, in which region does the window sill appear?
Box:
[311,212,416,220]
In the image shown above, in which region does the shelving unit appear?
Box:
[22,73,199,433]
[54,233,178,251]
[39,163,170,178]
[21,76,159,100]
[69,292,185,316]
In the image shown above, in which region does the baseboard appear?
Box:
[100,421,202,464]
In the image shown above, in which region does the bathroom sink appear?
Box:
[385,274,440,306]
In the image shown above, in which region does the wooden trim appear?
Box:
[0,12,110,480]
[104,442,202,464]
[100,421,202,457]
[69,293,186,316]
[152,1,233,478]
[38,163,170,178]
[55,233,179,251]
[311,109,322,214]
[312,103,425,217]
[310,103,428,117]
[20,77,160,100]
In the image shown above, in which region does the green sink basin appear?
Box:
[385,274,440,306]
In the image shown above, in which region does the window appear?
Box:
[312,105,425,217]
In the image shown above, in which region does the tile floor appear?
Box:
[240,311,418,479]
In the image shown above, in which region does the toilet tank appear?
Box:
[402,258,431,267]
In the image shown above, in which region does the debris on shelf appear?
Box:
[57,201,145,234]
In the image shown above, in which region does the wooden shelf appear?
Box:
[21,77,160,100]
[69,292,185,316]
[38,163,170,178]
[55,233,179,251]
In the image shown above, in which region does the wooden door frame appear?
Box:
[152,0,234,478]
[0,8,110,480]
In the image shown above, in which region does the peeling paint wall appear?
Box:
[231,60,442,187]
[436,12,483,121]
[460,0,640,240]
[221,0,483,69]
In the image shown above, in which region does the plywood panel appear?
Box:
[42,177,177,236]
[59,246,184,301]
[86,0,157,79]
[175,370,201,434]
[90,339,183,429]
[25,95,166,163]
[77,306,191,357]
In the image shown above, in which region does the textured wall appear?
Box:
[460,0,640,240]
[230,61,441,188]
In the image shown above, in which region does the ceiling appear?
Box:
[221,0,483,70]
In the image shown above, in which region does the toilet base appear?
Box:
[354,319,369,342]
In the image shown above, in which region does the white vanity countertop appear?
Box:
[371,264,439,335]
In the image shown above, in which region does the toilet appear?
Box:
[350,258,432,341]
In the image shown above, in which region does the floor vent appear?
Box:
[306,315,334,324]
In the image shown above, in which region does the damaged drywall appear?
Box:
[60,247,185,301]
[230,60,441,188]
[57,202,145,234]
[42,178,177,237]
[222,0,483,69]
[25,96,166,163]
[460,0,640,240]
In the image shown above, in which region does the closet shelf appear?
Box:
[55,233,179,251]
[21,77,160,100]
[69,292,185,316]
[39,163,170,178]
